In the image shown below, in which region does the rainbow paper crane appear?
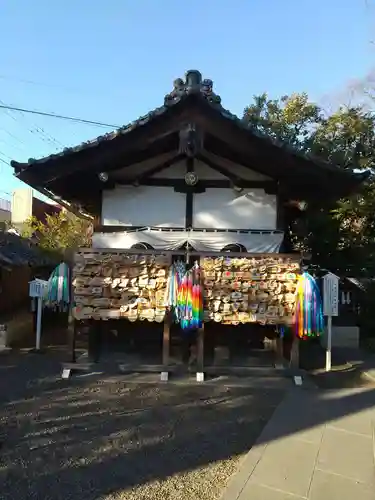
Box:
[294,272,324,340]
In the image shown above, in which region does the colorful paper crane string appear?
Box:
[165,260,186,322]
[294,272,324,340]
[177,264,203,331]
[45,262,71,311]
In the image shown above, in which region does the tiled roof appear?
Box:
[0,231,56,268]
[11,69,371,183]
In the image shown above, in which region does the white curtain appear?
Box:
[93,229,284,253]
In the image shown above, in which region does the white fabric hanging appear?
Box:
[93,228,284,253]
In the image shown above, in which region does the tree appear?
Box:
[22,210,92,252]
[243,93,375,276]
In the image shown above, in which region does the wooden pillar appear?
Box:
[69,316,77,363]
[88,320,101,363]
[275,336,284,368]
[65,248,76,363]
[162,311,171,369]
[196,325,204,381]
[290,336,300,369]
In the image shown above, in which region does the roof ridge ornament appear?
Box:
[164,70,222,107]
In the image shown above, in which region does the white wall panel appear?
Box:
[193,188,277,230]
[102,186,185,227]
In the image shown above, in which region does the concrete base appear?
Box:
[160,371,168,381]
[196,372,204,382]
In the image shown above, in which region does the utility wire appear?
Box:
[0,103,120,129]
[0,74,84,94]
[0,99,64,150]
[0,151,12,161]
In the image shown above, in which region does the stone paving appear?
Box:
[220,385,375,500]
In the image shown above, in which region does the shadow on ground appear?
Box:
[1,344,375,500]
[0,350,286,500]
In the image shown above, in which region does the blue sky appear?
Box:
[0,0,374,200]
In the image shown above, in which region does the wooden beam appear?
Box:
[18,103,188,184]
[193,107,321,181]
[204,135,278,179]
[45,136,179,185]
[113,177,275,190]
[197,153,244,185]
[196,325,204,375]
[128,153,182,184]
[185,157,194,228]
[95,224,186,233]
[162,311,171,369]
[76,246,302,259]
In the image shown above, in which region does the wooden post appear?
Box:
[290,336,300,369]
[275,336,284,368]
[196,325,204,382]
[65,249,76,363]
[87,320,95,362]
[70,319,77,363]
[161,311,170,381]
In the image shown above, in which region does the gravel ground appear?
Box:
[0,351,286,500]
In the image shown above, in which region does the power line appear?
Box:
[0,74,84,94]
[0,99,65,150]
[0,103,120,129]
[0,99,62,151]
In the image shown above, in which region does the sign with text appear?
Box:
[323,273,339,317]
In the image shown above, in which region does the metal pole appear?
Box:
[326,315,332,372]
[36,297,43,351]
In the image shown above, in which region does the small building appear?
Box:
[0,197,11,225]
[0,229,55,313]
[11,70,368,371]
[11,187,62,232]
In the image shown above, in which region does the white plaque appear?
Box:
[62,368,71,379]
[323,273,339,317]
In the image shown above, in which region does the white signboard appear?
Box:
[323,273,339,317]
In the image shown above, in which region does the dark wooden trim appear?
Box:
[113,177,276,190]
[192,104,325,180]
[95,225,185,233]
[204,135,277,179]
[127,152,182,184]
[196,153,244,185]
[77,246,302,259]
[19,93,363,202]
[185,157,194,228]
[162,311,171,369]
[196,325,204,375]
[276,184,285,232]
[20,101,190,184]
[94,225,284,234]
[93,214,101,231]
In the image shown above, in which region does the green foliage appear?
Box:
[244,93,322,149]
[22,211,92,252]
[243,93,375,277]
